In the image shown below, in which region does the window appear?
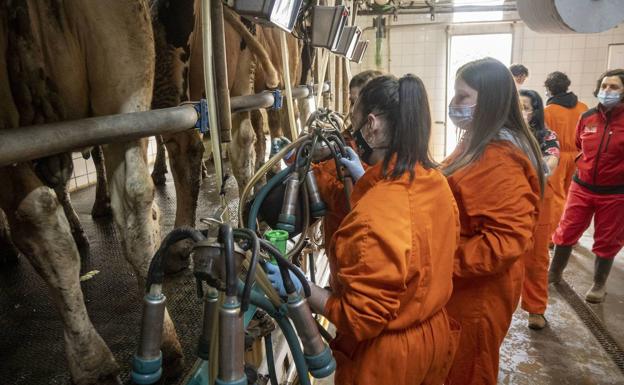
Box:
[445,33,512,155]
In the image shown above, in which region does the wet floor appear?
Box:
[1,167,623,384]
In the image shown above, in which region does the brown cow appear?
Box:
[0,1,183,384]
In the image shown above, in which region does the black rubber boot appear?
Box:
[548,245,573,284]
[585,256,614,304]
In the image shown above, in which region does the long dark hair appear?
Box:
[443,58,545,193]
[356,74,436,180]
[519,89,548,143]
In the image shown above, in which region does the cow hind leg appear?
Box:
[35,153,90,258]
[0,165,119,385]
[103,143,183,378]
[161,131,204,274]
[151,135,168,186]
[90,146,112,219]
[229,112,257,194]
[55,182,90,258]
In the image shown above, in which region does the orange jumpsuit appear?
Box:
[544,101,588,231]
[521,181,554,314]
[445,142,540,385]
[317,160,461,385]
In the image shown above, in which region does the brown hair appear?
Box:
[444,58,545,193]
[349,70,384,89]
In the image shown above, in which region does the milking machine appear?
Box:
[132,109,352,385]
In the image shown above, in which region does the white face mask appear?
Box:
[448,104,476,129]
[597,90,622,107]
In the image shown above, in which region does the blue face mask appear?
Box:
[448,104,476,129]
[597,90,621,108]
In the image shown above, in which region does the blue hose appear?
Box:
[247,165,293,231]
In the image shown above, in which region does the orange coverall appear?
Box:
[316,160,461,385]
[521,181,554,314]
[544,101,588,231]
[445,142,541,385]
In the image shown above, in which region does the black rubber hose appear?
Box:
[264,334,279,385]
[259,238,311,297]
[233,228,259,313]
[146,226,206,290]
[308,248,316,284]
[219,224,237,297]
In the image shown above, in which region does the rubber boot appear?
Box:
[548,245,572,284]
[585,256,614,304]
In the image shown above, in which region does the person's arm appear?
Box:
[452,145,540,278]
[542,128,560,176]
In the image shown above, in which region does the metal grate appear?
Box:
[555,279,624,374]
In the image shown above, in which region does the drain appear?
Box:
[556,279,624,374]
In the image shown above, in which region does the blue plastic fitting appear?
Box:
[305,347,337,379]
[131,352,163,385]
[277,213,296,234]
[309,201,327,218]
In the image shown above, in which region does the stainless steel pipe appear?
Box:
[0,83,330,168]
[0,105,199,168]
[230,83,329,113]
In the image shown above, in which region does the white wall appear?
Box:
[513,23,624,106]
[351,13,624,160]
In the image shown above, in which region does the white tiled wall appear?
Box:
[513,23,624,107]
[350,12,624,160]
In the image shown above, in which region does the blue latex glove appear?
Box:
[264,262,304,297]
[339,147,365,181]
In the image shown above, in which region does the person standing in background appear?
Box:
[549,69,624,303]
[519,89,561,330]
[510,64,529,88]
[444,58,543,385]
[544,72,589,238]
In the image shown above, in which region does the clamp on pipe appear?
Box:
[192,99,210,134]
[271,89,283,110]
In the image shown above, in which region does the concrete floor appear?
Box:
[1,167,623,384]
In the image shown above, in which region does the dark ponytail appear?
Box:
[357,74,436,181]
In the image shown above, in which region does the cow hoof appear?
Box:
[151,169,168,186]
[163,239,193,274]
[67,334,120,385]
[91,201,112,219]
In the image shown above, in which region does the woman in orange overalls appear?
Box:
[267,74,461,385]
[443,58,544,385]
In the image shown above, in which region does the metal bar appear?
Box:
[230,84,329,113]
[212,0,233,143]
[358,4,517,16]
[0,105,198,168]
[0,84,329,168]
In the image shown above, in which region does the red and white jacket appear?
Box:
[574,103,624,193]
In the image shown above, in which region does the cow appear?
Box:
[0,1,183,384]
